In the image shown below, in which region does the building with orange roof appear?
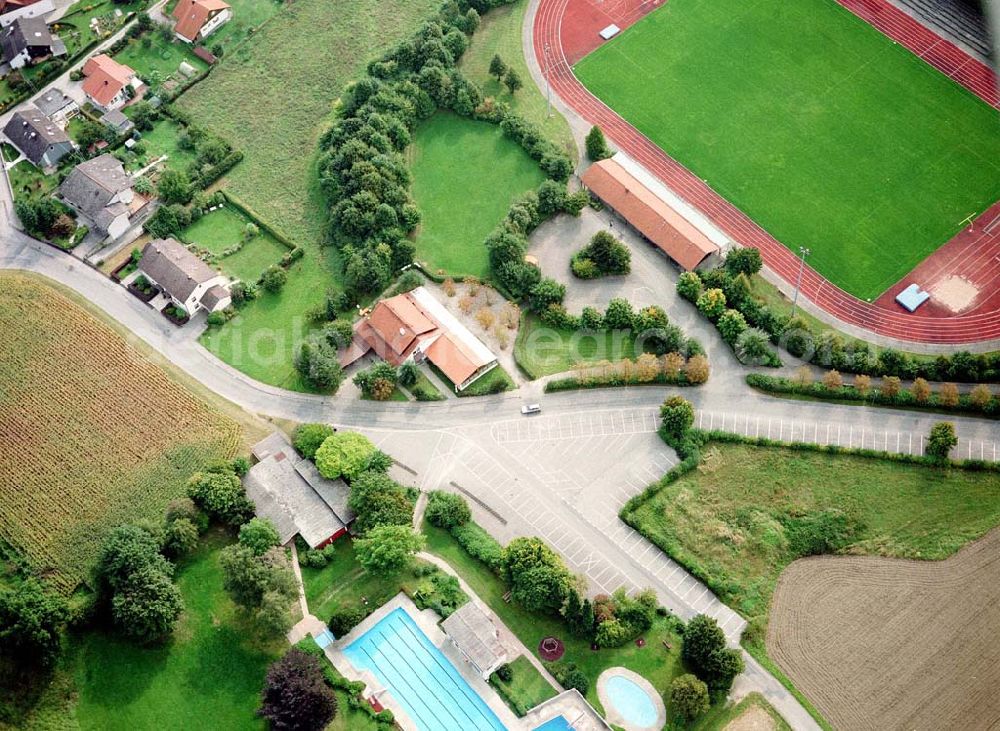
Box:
[172,0,231,43]
[581,157,720,271]
[343,285,499,392]
[81,54,137,112]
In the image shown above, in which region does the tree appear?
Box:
[681,614,744,693]
[684,354,710,384]
[259,649,337,731]
[489,54,507,82]
[133,175,154,195]
[853,373,872,395]
[660,396,694,438]
[221,545,297,609]
[355,525,425,575]
[970,383,993,409]
[926,422,957,460]
[603,298,635,330]
[881,375,902,399]
[670,674,710,721]
[585,125,611,161]
[294,339,343,392]
[163,517,199,558]
[353,488,413,534]
[503,68,522,95]
[677,271,703,302]
[260,265,287,294]
[111,564,184,642]
[580,230,630,275]
[502,537,572,614]
[735,328,771,365]
[95,524,171,595]
[293,423,335,460]
[186,466,254,526]
[716,309,747,344]
[0,580,66,667]
[239,518,281,556]
[696,288,726,320]
[425,491,471,529]
[822,369,843,390]
[398,362,419,387]
[314,432,377,480]
[724,247,763,276]
[129,101,158,131]
[157,168,192,205]
[911,377,931,403]
[529,278,566,312]
[939,382,960,407]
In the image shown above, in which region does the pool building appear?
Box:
[327,594,612,731]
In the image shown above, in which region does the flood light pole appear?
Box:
[791,246,810,318]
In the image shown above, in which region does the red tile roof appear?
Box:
[581,159,718,271]
[172,0,230,42]
[425,332,481,387]
[356,292,439,364]
[81,54,134,107]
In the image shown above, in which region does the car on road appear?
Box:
[521,403,541,415]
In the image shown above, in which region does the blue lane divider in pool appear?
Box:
[344,608,508,731]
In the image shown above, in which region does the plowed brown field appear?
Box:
[768,530,1000,731]
[0,274,241,592]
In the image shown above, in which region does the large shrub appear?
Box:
[315,432,377,480]
[425,491,471,529]
[451,522,504,572]
[501,537,573,614]
[186,464,254,526]
[293,423,336,460]
[681,614,744,693]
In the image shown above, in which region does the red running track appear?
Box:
[534,0,1000,344]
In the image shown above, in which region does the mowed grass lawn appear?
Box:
[514,313,638,377]
[181,206,288,283]
[409,113,546,278]
[183,0,439,388]
[69,530,282,729]
[114,34,208,82]
[624,443,1000,628]
[574,0,1000,299]
[458,0,575,155]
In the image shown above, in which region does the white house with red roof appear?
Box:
[81,54,138,112]
[343,286,499,392]
[172,0,231,43]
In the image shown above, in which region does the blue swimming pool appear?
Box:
[344,607,508,731]
[605,674,658,727]
[532,716,573,731]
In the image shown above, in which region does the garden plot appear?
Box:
[181,205,287,283]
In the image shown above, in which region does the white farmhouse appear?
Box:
[138,237,232,314]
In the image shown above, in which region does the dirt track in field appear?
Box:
[767,529,1000,731]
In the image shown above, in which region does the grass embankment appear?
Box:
[458,0,575,155]
[68,530,282,729]
[624,443,1000,631]
[575,0,1000,299]
[182,205,289,283]
[0,274,240,592]
[409,113,546,279]
[514,313,638,378]
[490,655,557,717]
[184,0,440,388]
[422,523,684,715]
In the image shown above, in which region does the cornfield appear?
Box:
[0,274,241,592]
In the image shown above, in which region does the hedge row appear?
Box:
[746,373,999,418]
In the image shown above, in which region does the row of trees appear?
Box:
[682,248,1000,382]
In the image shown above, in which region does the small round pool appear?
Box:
[597,668,665,730]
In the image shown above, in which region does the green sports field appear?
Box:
[574,0,1000,300]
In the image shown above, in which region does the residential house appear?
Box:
[1,16,64,69]
[81,54,137,112]
[244,432,356,548]
[172,0,231,43]
[136,237,232,314]
[343,285,499,392]
[57,153,133,239]
[100,108,133,135]
[33,87,78,122]
[2,105,74,168]
[0,0,54,28]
